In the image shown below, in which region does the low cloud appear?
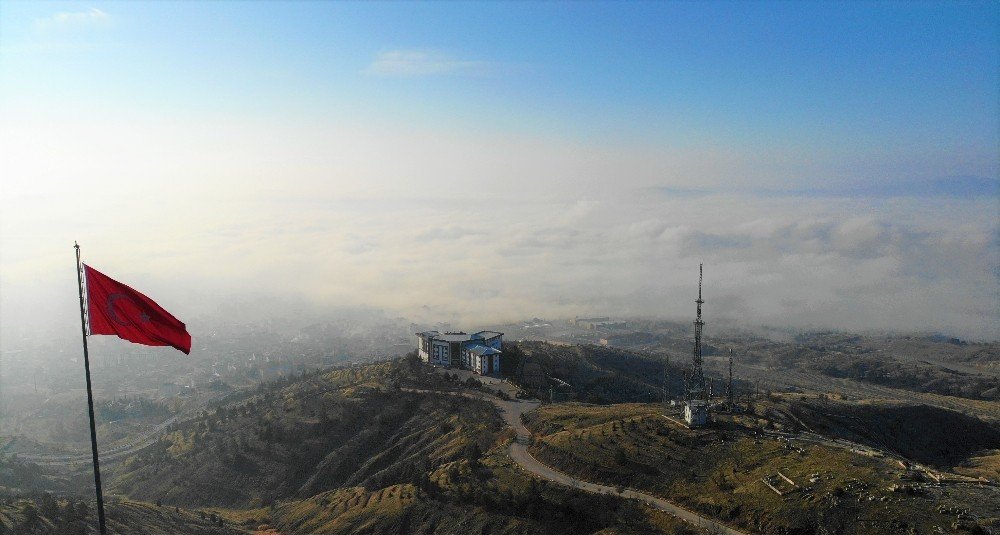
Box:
[1,191,997,342]
[0,120,996,343]
[365,50,486,77]
[34,7,111,32]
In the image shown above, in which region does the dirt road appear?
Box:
[405,386,749,534]
[494,398,748,535]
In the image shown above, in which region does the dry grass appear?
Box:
[525,402,1000,534]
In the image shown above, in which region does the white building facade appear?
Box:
[416,330,503,376]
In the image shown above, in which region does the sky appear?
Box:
[1,1,998,342]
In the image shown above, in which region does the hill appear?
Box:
[108,359,502,508]
[775,396,1000,477]
[0,495,244,534]
[102,357,700,534]
[523,402,1000,534]
[509,342,692,404]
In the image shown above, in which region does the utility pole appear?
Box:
[726,348,734,408]
[682,370,689,400]
[662,355,670,408]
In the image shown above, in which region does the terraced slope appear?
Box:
[524,402,1000,534]
[0,498,245,534]
[95,357,702,534]
[109,361,502,508]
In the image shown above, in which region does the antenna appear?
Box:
[662,355,670,406]
[726,348,735,408]
[682,264,710,426]
[689,264,706,401]
[698,263,703,302]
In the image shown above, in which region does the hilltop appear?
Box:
[5,339,1000,534]
[89,356,697,534]
[524,400,1000,534]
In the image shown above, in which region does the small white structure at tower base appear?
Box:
[684,399,708,427]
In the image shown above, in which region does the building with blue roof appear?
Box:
[415,329,503,375]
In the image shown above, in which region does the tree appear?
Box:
[20,502,39,525]
[74,501,88,521]
[39,492,58,518]
[500,342,524,377]
[614,448,628,466]
[464,442,483,472]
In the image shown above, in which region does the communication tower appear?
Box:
[684,264,709,426]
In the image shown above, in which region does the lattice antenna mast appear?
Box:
[688,264,707,401]
[726,348,734,407]
[662,355,670,405]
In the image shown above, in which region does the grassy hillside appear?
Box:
[524,402,1000,535]
[105,357,703,534]
[0,495,245,534]
[510,342,689,404]
[0,454,92,497]
[777,397,1000,472]
[109,359,502,508]
[731,334,1000,402]
[216,445,700,535]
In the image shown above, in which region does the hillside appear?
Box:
[17,348,996,534]
[237,472,696,535]
[508,339,1000,428]
[108,359,503,508]
[509,342,690,404]
[777,397,1000,473]
[523,402,1000,534]
[101,357,700,534]
[0,495,244,534]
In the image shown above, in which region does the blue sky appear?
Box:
[1,1,998,339]
[2,1,997,160]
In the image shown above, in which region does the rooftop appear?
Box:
[473,330,504,339]
[467,344,501,356]
[437,333,474,342]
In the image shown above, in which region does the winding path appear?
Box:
[18,392,229,466]
[405,386,749,534]
[495,398,748,535]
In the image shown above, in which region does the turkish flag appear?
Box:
[84,265,192,354]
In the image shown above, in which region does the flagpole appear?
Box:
[74,242,108,535]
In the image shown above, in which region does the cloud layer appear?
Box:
[365,50,487,77]
[33,7,110,32]
[1,118,996,342]
[4,189,995,341]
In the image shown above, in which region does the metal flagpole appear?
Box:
[74,242,108,535]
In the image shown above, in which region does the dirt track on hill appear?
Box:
[497,399,749,535]
[404,386,749,535]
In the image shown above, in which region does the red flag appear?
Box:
[84,265,191,354]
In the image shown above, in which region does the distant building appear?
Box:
[599,332,654,346]
[572,317,627,331]
[415,330,503,376]
[571,316,609,326]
